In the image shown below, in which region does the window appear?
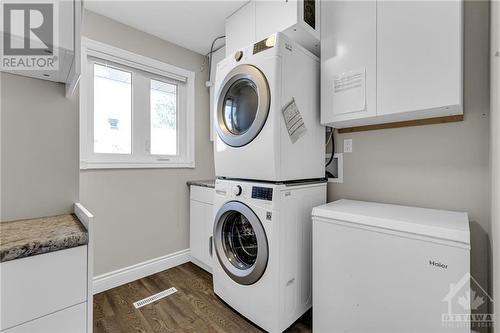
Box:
[150,79,177,155]
[80,39,195,169]
[93,64,132,154]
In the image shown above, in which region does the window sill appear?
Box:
[80,161,195,170]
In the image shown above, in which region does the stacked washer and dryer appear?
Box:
[211,32,327,332]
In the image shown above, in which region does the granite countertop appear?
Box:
[187,179,215,188]
[0,214,88,263]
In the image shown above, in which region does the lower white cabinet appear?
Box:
[4,302,87,333]
[1,204,93,333]
[1,246,87,331]
[189,185,215,272]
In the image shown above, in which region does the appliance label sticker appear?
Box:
[333,68,366,114]
[282,98,307,143]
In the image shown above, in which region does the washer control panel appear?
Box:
[251,186,273,201]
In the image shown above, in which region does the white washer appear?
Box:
[213,33,324,182]
[212,179,326,332]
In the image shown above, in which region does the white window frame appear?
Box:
[80,38,195,169]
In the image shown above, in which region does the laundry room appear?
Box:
[0,0,498,332]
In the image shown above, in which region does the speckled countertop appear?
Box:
[186,179,215,188]
[0,214,88,263]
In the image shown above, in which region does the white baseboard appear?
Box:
[93,249,190,294]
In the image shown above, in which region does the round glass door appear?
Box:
[222,79,258,135]
[222,211,258,270]
[214,201,268,285]
[216,65,270,147]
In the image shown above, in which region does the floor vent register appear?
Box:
[133,287,178,309]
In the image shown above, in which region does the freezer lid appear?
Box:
[312,199,470,245]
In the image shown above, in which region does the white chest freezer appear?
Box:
[312,199,470,333]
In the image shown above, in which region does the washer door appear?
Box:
[216,64,270,147]
[213,201,269,285]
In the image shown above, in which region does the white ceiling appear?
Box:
[84,0,248,55]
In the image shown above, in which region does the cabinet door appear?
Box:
[4,302,86,333]
[255,0,297,42]
[1,246,87,331]
[377,1,462,117]
[225,1,256,56]
[66,0,82,97]
[320,0,377,126]
[189,199,214,270]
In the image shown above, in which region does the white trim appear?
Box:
[80,161,195,170]
[80,38,196,170]
[74,203,94,333]
[92,249,190,294]
[83,38,191,82]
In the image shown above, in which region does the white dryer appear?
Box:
[213,33,324,182]
[211,179,326,332]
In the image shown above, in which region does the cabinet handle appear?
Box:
[209,236,213,257]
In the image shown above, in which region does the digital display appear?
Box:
[251,187,273,201]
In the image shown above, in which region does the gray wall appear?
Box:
[329,0,491,308]
[0,73,79,221]
[80,11,215,276]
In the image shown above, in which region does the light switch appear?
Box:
[344,139,353,153]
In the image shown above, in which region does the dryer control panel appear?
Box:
[251,186,273,201]
[253,34,276,55]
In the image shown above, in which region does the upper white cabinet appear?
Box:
[225,2,256,58]
[226,0,320,56]
[320,0,377,126]
[376,1,462,117]
[65,0,82,98]
[1,0,82,97]
[321,0,463,129]
[255,0,320,54]
[254,0,297,41]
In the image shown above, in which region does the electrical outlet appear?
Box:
[344,139,353,153]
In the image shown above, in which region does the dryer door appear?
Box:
[216,64,270,147]
[213,201,269,285]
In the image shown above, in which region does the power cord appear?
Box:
[326,127,335,167]
[325,127,335,179]
[206,35,226,87]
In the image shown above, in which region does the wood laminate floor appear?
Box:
[93,262,312,333]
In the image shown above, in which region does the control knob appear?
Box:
[234,50,243,61]
[233,185,242,196]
